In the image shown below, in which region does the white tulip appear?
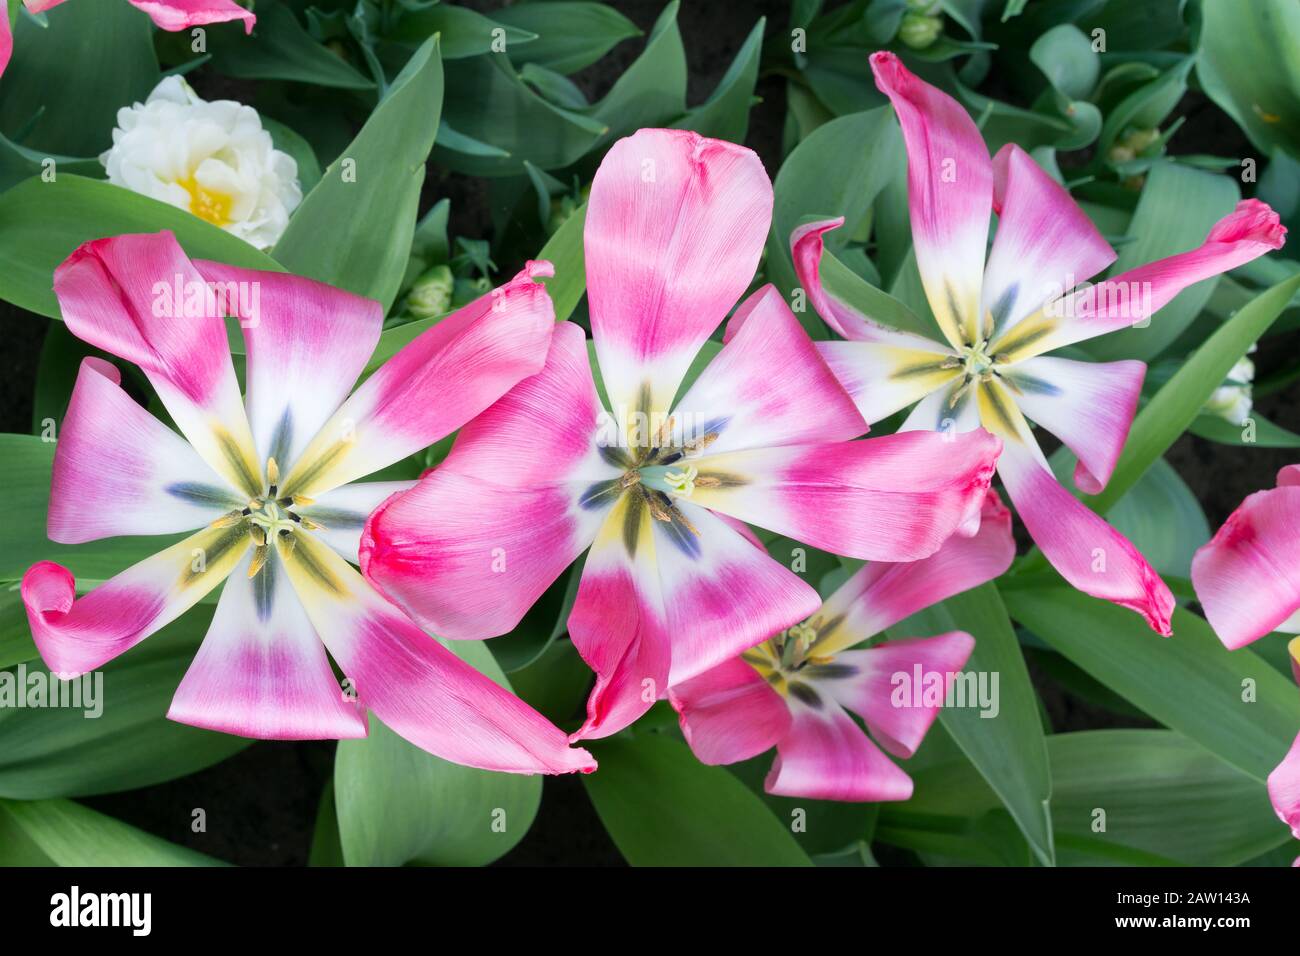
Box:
[101,76,302,250]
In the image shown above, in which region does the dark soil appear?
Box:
[2,0,1296,866]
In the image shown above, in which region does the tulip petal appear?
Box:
[765,697,913,802]
[585,128,772,430]
[279,530,595,774]
[817,337,962,426]
[981,144,1116,339]
[668,657,792,765]
[1191,476,1300,649]
[1002,355,1146,495]
[169,550,368,739]
[677,429,1000,562]
[53,232,263,496]
[361,323,614,640]
[668,284,867,454]
[1268,730,1300,841]
[810,491,1014,656]
[870,51,992,350]
[291,480,415,565]
[282,262,555,497]
[995,200,1286,362]
[21,523,250,678]
[819,631,976,758]
[125,1,256,33]
[197,262,383,470]
[48,357,243,543]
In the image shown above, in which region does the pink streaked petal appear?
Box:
[282,262,556,497]
[1191,479,1300,649]
[823,631,976,758]
[48,358,241,543]
[53,232,262,496]
[297,480,415,565]
[586,128,772,424]
[997,436,1174,635]
[280,531,595,774]
[999,199,1286,359]
[197,261,383,469]
[1268,731,1300,841]
[981,144,1116,338]
[811,490,1014,656]
[668,657,792,765]
[681,429,1001,562]
[870,51,992,350]
[657,500,822,687]
[169,550,367,739]
[765,699,913,802]
[21,524,250,678]
[361,323,614,640]
[127,0,256,33]
[668,284,867,455]
[569,497,673,741]
[1004,355,1146,495]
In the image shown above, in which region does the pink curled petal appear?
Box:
[128,0,256,33]
[765,698,913,803]
[668,657,792,766]
[1268,731,1300,841]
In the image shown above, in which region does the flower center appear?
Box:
[958,338,998,377]
[209,457,322,577]
[178,175,235,227]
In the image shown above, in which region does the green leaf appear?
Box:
[1089,273,1300,513]
[493,2,641,75]
[537,202,587,324]
[0,605,251,799]
[0,175,281,320]
[390,4,537,60]
[581,1,686,147]
[1030,24,1099,102]
[582,734,813,866]
[0,1,160,156]
[1197,0,1300,159]
[0,798,227,866]
[261,116,323,193]
[673,18,764,142]
[1001,588,1300,783]
[1097,56,1195,160]
[209,0,374,89]
[333,640,540,866]
[0,133,101,194]
[0,590,38,671]
[895,583,1055,866]
[272,36,443,311]
[1190,411,1300,447]
[1092,457,1209,578]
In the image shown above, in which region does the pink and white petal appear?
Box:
[870,52,992,350]
[765,698,913,802]
[981,144,1116,337]
[898,379,984,437]
[126,0,255,33]
[656,500,822,686]
[1268,730,1300,841]
[811,491,1014,656]
[569,496,673,741]
[1003,355,1146,495]
[53,232,262,496]
[819,631,976,758]
[0,8,11,79]
[21,523,250,679]
[988,394,1174,635]
[996,199,1286,361]
[296,480,415,565]
[678,428,1001,562]
[361,323,615,640]
[668,657,792,765]
[197,261,383,468]
[585,128,772,426]
[48,358,242,543]
[1191,481,1300,649]
[668,285,867,454]
[169,550,367,739]
[817,338,961,426]
[282,262,555,497]
[279,530,595,774]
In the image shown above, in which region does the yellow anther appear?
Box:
[266,457,280,488]
[247,544,269,579]
[210,510,244,529]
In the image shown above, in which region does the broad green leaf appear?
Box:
[0,798,226,866]
[895,583,1055,866]
[0,175,281,320]
[307,780,344,867]
[333,640,540,866]
[1190,412,1300,448]
[0,605,251,799]
[0,590,38,670]
[1030,24,1098,102]
[1094,457,1209,578]
[0,133,101,194]
[1089,273,1300,512]
[581,1,686,149]
[582,734,813,866]
[273,36,443,311]
[1197,0,1300,159]
[0,2,159,156]
[673,18,763,143]
[730,754,877,856]
[390,4,537,60]
[494,2,641,75]
[1001,588,1300,782]
[209,0,374,88]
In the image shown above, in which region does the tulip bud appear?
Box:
[406,264,455,319]
[898,13,943,49]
